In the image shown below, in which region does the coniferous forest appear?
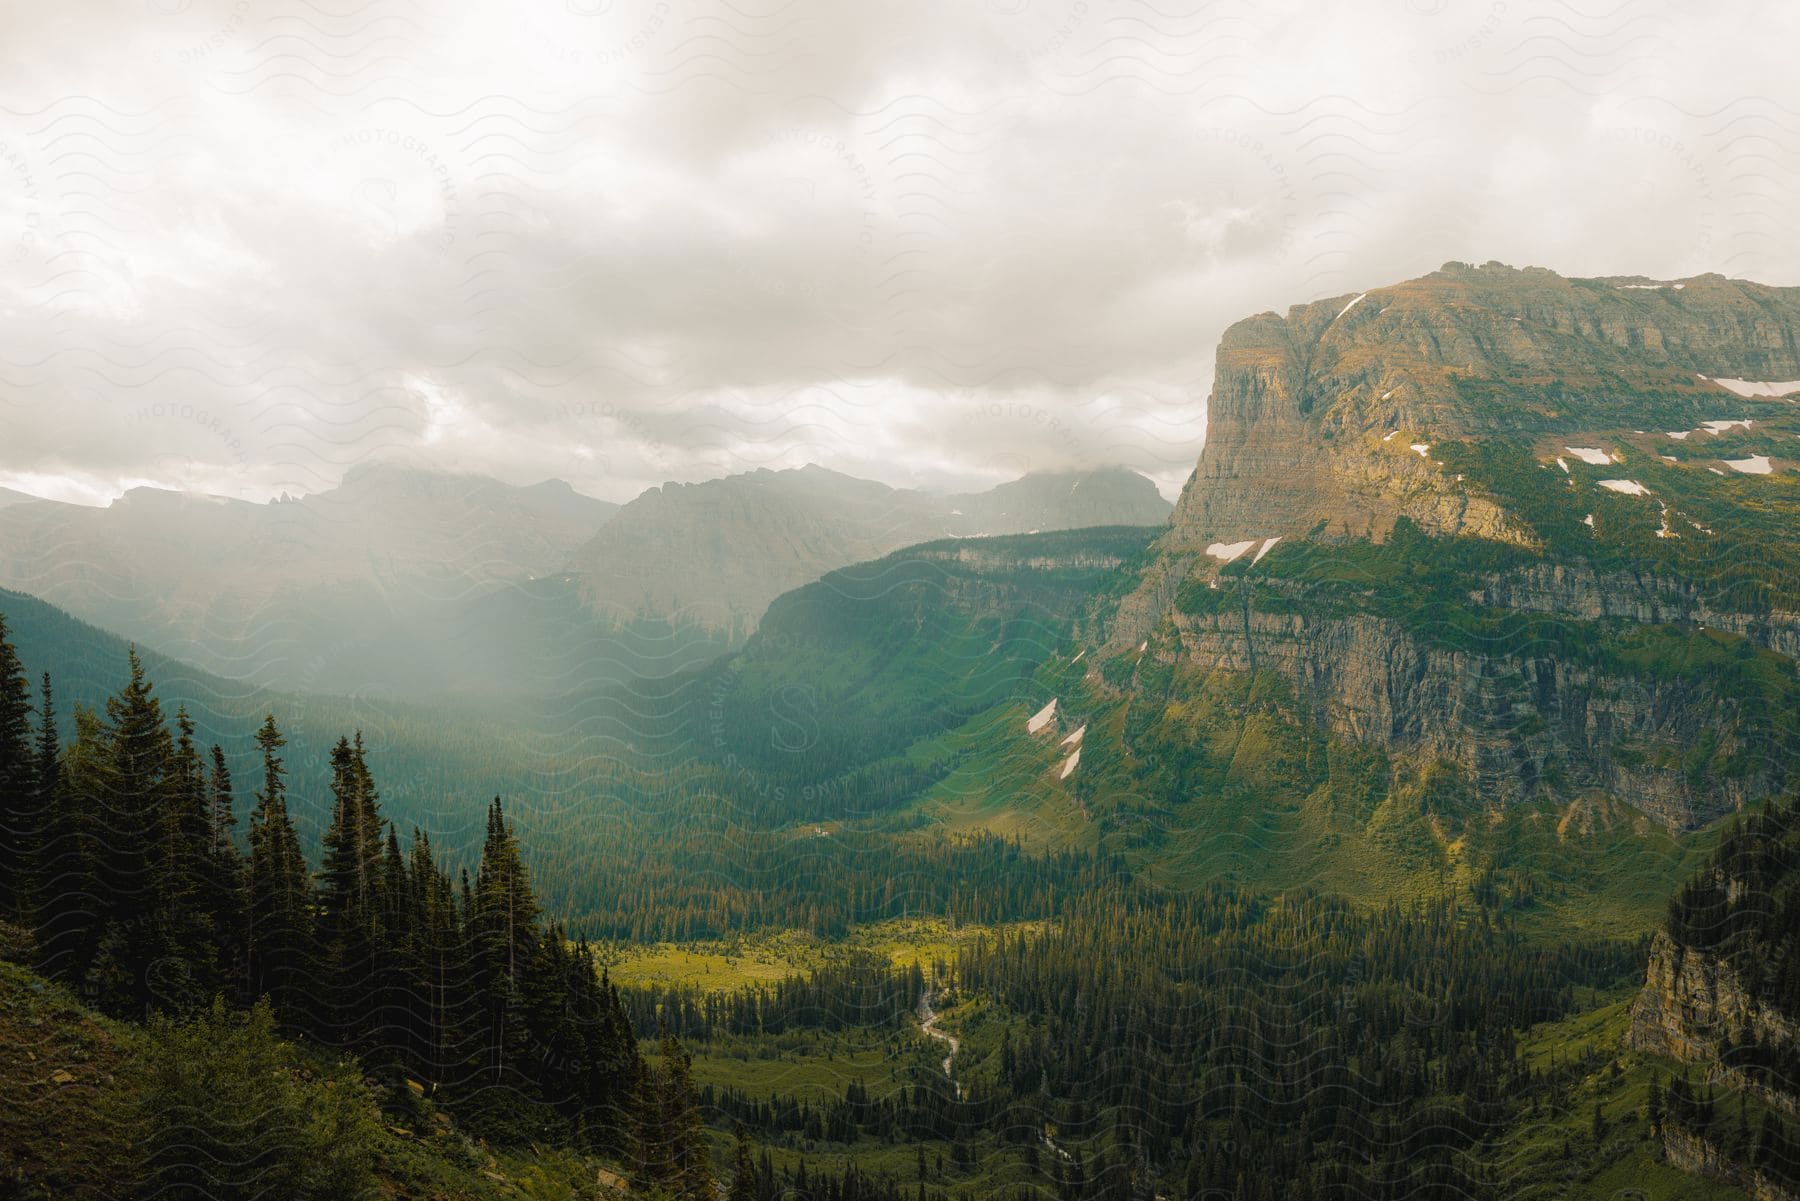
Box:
[5,606,1798,1200]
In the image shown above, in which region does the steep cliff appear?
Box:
[1166,260,1800,553]
[1106,262,1800,831]
[1624,798,1800,1196]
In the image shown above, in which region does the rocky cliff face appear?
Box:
[1166,261,1800,553]
[1107,263,1800,829]
[1630,931,1798,1082]
[1161,599,1773,828]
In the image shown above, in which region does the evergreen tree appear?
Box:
[473,797,539,1081]
[100,649,173,925]
[204,744,245,974]
[728,1124,759,1201]
[247,714,310,1019]
[0,613,36,919]
[636,1024,713,1200]
[36,704,107,981]
[150,706,222,1010]
[30,673,57,903]
[317,735,384,1043]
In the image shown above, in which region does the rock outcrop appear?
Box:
[1104,262,1800,828]
[1631,932,1798,1072]
[1165,261,1800,554]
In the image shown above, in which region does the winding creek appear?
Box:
[916,989,962,1099]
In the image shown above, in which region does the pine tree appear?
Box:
[472,797,539,1081]
[246,714,311,1020]
[728,1124,759,1201]
[36,704,107,981]
[21,672,59,934]
[151,706,221,1009]
[101,649,173,926]
[636,1024,713,1199]
[0,613,37,919]
[203,744,245,976]
[317,736,383,1044]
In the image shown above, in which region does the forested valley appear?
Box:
[5,608,1797,1199]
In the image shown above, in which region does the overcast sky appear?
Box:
[1,0,1796,506]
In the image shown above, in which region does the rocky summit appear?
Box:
[1103,263,1800,832]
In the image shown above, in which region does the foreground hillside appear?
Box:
[0,950,619,1200]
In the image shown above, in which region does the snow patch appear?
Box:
[1597,480,1648,496]
[1411,443,1430,458]
[1565,447,1612,465]
[1070,648,1085,665]
[1058,749,1081,780]
[1382,429,1400,442]
[1724,455,1773,475]
[1059,725,1086,749]
[1713,379,1800,398]
[1336,292,1367,320]
[1252,536,1282,564]
[1700,419,1753,434]
[1380,389,1395,401]
[1205,539,1258,563]
[1026,699,1058,735]
[1666,431,1690,440]
[1583,514,1595,528]
[1556,457,1570,473]
[1137,641,1147,654]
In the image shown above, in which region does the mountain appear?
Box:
[658,264,1800,938]
[1099,262,1800,829]
[0,464,618,699]
[565,464,1170,637]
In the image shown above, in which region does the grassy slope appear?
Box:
[0,958,618,1201]
[1490,999,1750,1199]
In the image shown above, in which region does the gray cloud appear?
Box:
[1,0,1797,506]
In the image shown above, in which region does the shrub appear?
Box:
[134,997,381,1200]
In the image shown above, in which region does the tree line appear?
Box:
[0,614,714,1197]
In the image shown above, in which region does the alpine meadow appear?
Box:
[2,4,1800,1201]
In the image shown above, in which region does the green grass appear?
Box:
[1491,999,1750,1199]
[598,916,1031,992]
[0,958,622,1201]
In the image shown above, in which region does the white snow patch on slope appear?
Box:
[1565,447,1612,465]
[1701,419,1753,434]
[1583,513,1595,528]
[1060,725,1086,749]
[1336,292,1367,320]
[1411,443,1431,458]
[1058,749,1081,780]
[1382,429,1400,442]
[1556,457,1570,473]
[1714,379,1800,398]
[1252,536,1282,564]
[1026,699,1058,735]
[1666,431,1690,440]
[1724,455,1773,474]
[1206,540,1258,563]
[1598,480,1648,495]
